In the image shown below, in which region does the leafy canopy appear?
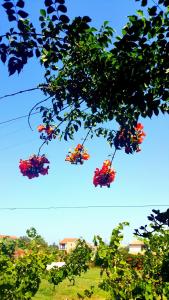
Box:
[0,0,168,145]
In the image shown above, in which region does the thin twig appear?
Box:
[28,96,52,131]
[54,100,85,130]
[38,140,47,156]
[110,148,117,166]
[37,100,86,154]
[82,128,92,146]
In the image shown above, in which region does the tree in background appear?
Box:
[48,238,92,288]
[0,210,169,299]
[0,228,51,300]
[18,236,31,250]
[92,211,169,299]
[26,227,48,249]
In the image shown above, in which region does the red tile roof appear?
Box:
[0,235,18,240]
[59,238,78,244]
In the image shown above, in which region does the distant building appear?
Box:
[129,239,145,254]
[59,238,78,252]
[0,235,18,240]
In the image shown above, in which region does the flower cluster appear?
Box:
[19,155,50,179]
[131,123,146,144]
[93,160,116,188]
[114,123,146,154]
[37,124,57,141]
[65,144,90,164]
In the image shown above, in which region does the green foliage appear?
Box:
[1,213,169,299]
[17,236,31,250]
[26,227,48,250]
[126,253,144,271]
[65,239,92,285]
[93,213,169,299]
[94,222,139,299]
[0,0,168,147]
[135,208,169,237]
[48,239,92,288]
[34,267,108,300]
[135,214,169,299]
[0,252,48,299]
[77,286,94,299]
[48,265,67,288]
[0,238,16,259]
[0,229,50,300]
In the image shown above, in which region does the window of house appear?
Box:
[60,244,66,250]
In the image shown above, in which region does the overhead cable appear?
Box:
[0,111,40,126]
[0,204,168,211]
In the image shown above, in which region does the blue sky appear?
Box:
[0,0,168,245]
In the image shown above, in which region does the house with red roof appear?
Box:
[0,235,18,240]
[59,238,78,253]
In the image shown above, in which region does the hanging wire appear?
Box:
[0,204,168,211]
[151,0,162,10]
[0,112,40,126]
[0,87,39,101]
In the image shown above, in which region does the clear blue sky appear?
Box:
[0,0,168,245]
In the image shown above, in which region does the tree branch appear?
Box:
[28,96,52,131]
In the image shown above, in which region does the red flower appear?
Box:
[65,156,71,162]
[75,144,83,151]
[19,155,50,179]
[116,123,146,154]
[135,123,144,131]
[65,144,90,165]
[82,153,90,160]
[37,124,56,140]
[37,125,45,132]
[46,127,55,136]
[19,160,31,173]
[93,160,116,188]
[134,123,146,145]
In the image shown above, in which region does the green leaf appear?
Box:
[40,9,46,17]
[122,27,127,35]
[128,15,137,22]
[104,20,109,26]
[137,10,144,17]
[141,0,147,7]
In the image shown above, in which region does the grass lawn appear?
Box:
[33,267,108,300]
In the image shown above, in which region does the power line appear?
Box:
[0,87,39,101]
[0,138,37,152]
[0,204,168,211]
[0,111,40,126]
[0,101,83,127]
[151,0,162,10]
